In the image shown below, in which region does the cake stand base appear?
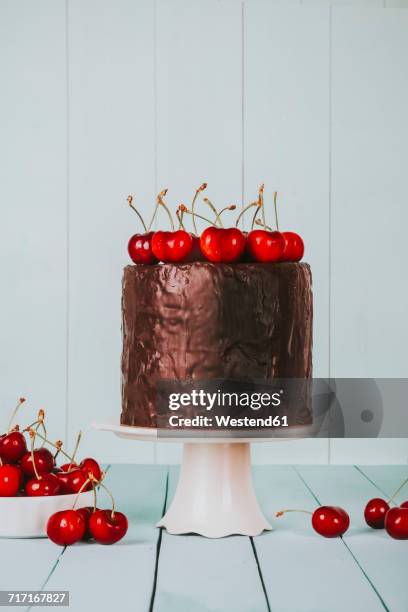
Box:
[157,442,272,538]
[93,423,273,538]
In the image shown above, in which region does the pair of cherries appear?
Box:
[47,507,128,546]
[364,485,408,539]
[128,227,304,265]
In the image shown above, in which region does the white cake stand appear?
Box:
[93,422,276,538]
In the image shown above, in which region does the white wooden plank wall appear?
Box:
[0,0,407,464]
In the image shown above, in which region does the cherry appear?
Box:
[364,498,390,529]
[281,231,304,262]
[200,227,246,263]
[312,506,350,538]
[20,447,55,477]
[401,501,408,509]
[89,509,128,545]
[68,469,92,493]
[54,469,72,494]
[384,507,408,539]
[46,509,86,546]
[246,229,285,263]
[0,464,23,496]
[276,505,350,538]
[128,232,157,265]
[76,506,97,540]
[25,473,60,496]
[0,431,27,463]
[59,462,77,472]
[80,458,102,482]
[151,230,193,263]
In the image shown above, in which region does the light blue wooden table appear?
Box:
[1,465,407,612]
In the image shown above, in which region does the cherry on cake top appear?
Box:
[126,184,304,265]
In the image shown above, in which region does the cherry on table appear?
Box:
[128,232,157,265]
[311,506,350,538]
[246,229,285,263]
[200,227,246,263]
[0,464,23,496]
[80,458,102,482]
[384,507,408,539]
[364,497,390,529]
[88,509,128,545]
[25,473,61,496]
[47,509,86,546]
[0,431,27,463]
[281,231,304,262]
[401,501,408,509]
[20,448,55,477]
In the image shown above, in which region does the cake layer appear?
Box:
[121,262,312,428]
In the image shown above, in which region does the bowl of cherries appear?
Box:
[126,183,304,266]
[0,399,127,545]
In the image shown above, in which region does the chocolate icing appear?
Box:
[121,262,313,427]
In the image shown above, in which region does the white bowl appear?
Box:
[0,490,95,538]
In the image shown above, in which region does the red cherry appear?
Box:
[25,473,61,496]
[0,464,23,496]
[80,457,102,482]
[281,231,304,262]
[67,469,92,493]
[54,469,72,494]
[182,235,205,262]
[89,509,128,545]
[311,506,350,538]
[151,230,193,263]
[246,230,285,263]
[0,431,27,463]
[59,462,77,472]
[200,227,246,263]
[76,506,98,540]
[20,448,55,477]
[128,232,157,265]
[364,498,390,529]
[46,509,86,545]
[401,501,408,509]
[384,507,408,539]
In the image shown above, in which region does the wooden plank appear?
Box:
[44,465,167,611]
[330,7,408,463]
[358,465,408,501]
[252,466,384,611]
[297,465,408,611]
[244,2,330,463]
[155,0,242,465]
[153,466,268,612]
[0,0,67,441]
[67,0,155,462]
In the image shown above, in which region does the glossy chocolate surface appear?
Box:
[121,262,313,427]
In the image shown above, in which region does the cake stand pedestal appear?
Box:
[94,422,273,538]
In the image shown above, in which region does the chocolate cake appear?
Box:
[121,262,313,427]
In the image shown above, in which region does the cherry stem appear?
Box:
[27,428,75,463]
[259,184,265,229]
[235,201,259,228]
[7,397,26,432]
[256,218,273,231]
[275,509,313,517]
[72,476,93,509]
[388,476,408,505]
[176,208,186,230]
[127,196,148,233]
[203,198,219,226]
[181,208,217,227]
[214,206,236,227]
[68,430,82,471]
[157,192,175,231]
[98,480,116,519]
[191,183,207,235]
[53,440,63,460]
[273,191,279,231]
[29,428,41,480]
